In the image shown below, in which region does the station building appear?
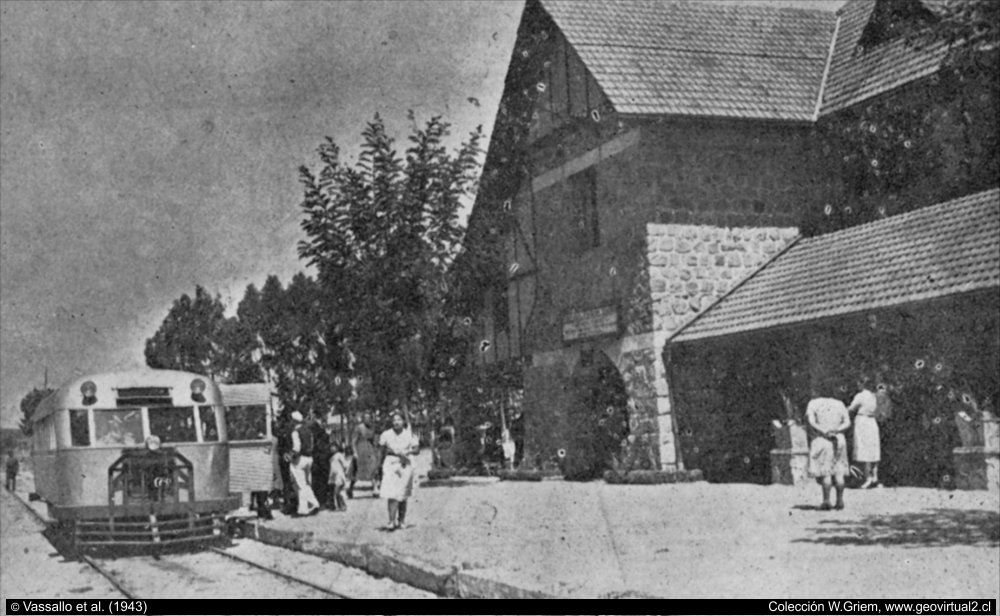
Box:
[457,0,998,480]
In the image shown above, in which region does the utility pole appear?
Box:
[43,366,48,390]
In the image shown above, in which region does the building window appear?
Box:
[568,168,599,251]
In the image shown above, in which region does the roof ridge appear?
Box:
[572,42,830,61]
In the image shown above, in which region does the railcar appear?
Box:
[30,369,241,552]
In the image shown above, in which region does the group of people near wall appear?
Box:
[806,377,890,510]
[271,409,419,531]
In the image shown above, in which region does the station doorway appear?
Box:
[564,349,630,480]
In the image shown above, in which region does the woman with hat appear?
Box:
[377,410,419,530]
[287,411,320,516]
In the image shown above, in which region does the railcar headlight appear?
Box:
[190,378,206,403]
[146,435,162,451]
[81,381,97,406]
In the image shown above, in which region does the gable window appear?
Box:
[568,168,600,252]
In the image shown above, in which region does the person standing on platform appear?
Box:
[350,412,379,498]
[288,411,320,516]
[806,386,852,510]
[378,411,419,530]
[5,450,19,492]
[848,378,881,489]
[311,415,331,508]
[328,441,349,511]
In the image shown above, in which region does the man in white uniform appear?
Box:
[288,411,320,516]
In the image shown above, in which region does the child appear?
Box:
[328,442,349,511]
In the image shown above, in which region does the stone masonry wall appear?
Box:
[642,223,798,470]
[646,224,800,336]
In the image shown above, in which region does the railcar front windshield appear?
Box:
[94,408,143,446]
[149,406,198,443]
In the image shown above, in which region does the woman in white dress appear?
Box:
[378,411,419,530]
[848,380,881,489]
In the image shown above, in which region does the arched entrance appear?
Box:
[564,348,630,480]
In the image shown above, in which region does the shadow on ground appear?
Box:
[794,508,1000,547]
[418,478,491,488]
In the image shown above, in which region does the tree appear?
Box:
[235,274,335,418]
[145,285,231,380]
[297,113,483,411]
[19,387,54,436]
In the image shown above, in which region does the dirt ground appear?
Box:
[0,487,125,606]
[270,473,1000,599]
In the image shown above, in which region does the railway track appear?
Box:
[13,490,435,600]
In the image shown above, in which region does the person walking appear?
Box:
[287,411,320,516]
[5,450,19,492]
[350,412,379,498]
[806,386,852,510]
[848,378,881,489]
[378,411,419,530]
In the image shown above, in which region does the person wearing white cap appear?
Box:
[288,411,320,516]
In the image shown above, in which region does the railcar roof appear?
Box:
[32,368,219,422]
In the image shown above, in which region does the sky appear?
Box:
[0,0,845,429]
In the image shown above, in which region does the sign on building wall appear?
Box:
[562,304,620,343]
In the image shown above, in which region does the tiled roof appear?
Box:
[820,0,949,115]
[671,188,1000,343]
[540,0,836,121]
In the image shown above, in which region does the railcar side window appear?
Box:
[69,409,91,446]
[225,405,267,441]
[149,406,197,443]
[94,408,143,446]
[199,405,220,442]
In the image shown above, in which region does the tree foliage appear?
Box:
[19,387,54,436]
[145,285,262,383]
[297,113,483,410]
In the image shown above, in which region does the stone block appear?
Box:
[669,253,680,266]
[256,525,311,551]
[669,281,684,293]
[687,254,699,266]
[364,545,456,595]
[770,449,810,485]
[672,301,689,315]
[727,254,742,267]
[301,537,369,571]
[455,570,555,599]
[708,242,719,254]
[701,281,714,294]
[715,255,726,267]
[651,278,666,293]
[953,447,1000,492]
[676,240,692,253]
[679,269,692,281]
[686,281,699,294]
[659,238,674,251]
[649,253,669,266]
